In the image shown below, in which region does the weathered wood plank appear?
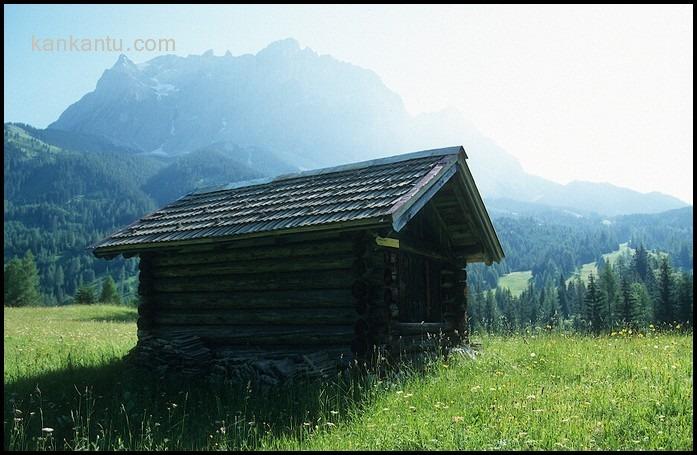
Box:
[213,346,352,359]
[152,290,354,310]
[374,236,455,264]
[94,221,388,258]
[152,269,353,292]
[151,239,356,267]
[392,321,453,335]
[150,325,354,345]
[152,308,358,325]
[152,255,355,277]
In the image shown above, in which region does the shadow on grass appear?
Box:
[3,355,399,450]
[71,310,139,323]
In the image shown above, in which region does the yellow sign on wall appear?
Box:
[375,236,400,249]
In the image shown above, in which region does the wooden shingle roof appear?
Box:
[92,146,503,263]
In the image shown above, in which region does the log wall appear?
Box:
[136,232,368,362]
[132,216,469,374]
[378,200,470,355]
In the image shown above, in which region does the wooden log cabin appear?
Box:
[92,146,504,377]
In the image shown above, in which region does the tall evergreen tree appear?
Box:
[483,290,497,333]
[584,272,604,333]
[3,251,42,307]
[633,244,649,282]
[677,272,693,325]
[467,287,481,330]
[99,276,121,305]
[75,286,96,305]
[573,276,586,320]
[619,275,637,325]
[677,245,692,270]
[496,287,517,332]
[557,274,570,319]
[656,257,676,324]
[631,282,652,324]
[600,262,618,328]
[527,283,539,326]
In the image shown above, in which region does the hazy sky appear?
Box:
[4,4,693,203]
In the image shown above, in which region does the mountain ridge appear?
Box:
[45,39,688,216]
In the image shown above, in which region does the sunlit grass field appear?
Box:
[496,271,533,297]
[4,305,136,384]
[497,245,634,295]
[4,305,693,450]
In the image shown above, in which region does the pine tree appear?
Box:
[633,244,649,282]
[467,286,484,331]
[656,257,676,325]
[677,245,692,270]
[496,287,516,332]
[483,290,497,333]
[119,266,127,296]
[619,275,637,325]
[538,284,559,327]
[55,265,65,288]
[566,280,576,315]
[527,283,538,326]
[600,262,618,328]
[557,274,570,319]
[4,258,26,307]
[3,251,42,307]
[677,272,693,326]
[584,272,604,333]
[99,276,121,305]
[574,276,586,317]
[75,286,96,305]
[631,282,652,324]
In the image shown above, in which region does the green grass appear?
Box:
[496,271,533,297]
[496,244,635,295]
[4,305,693,450]
[5,124,63,158]
[4,305,137,384]
[567,242,633,285]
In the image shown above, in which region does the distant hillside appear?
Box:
[467,206,693,292]
[3,123,294,304]
[143,142,296,205]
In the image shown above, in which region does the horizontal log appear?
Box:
[392,322,453,336]
[150,325,354,346]
[152,308,358,326]
[139,225,386,256]
[152,269,353,292]
[152,255,355,278]
[392,337,443,352]
[213,346,352,360]
[151,239,355,267]
[152,290,354,310]
[375,237,456,264]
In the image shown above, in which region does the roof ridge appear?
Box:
[190,145,465,196]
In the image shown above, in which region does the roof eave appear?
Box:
[92,215,392,258]
[454,153,505,264]
[388,153,460,232]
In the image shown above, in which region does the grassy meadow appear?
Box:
[4,305,693,450]
[494,243,638,295]
[565,242,645,286]
[496,271,533,297]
